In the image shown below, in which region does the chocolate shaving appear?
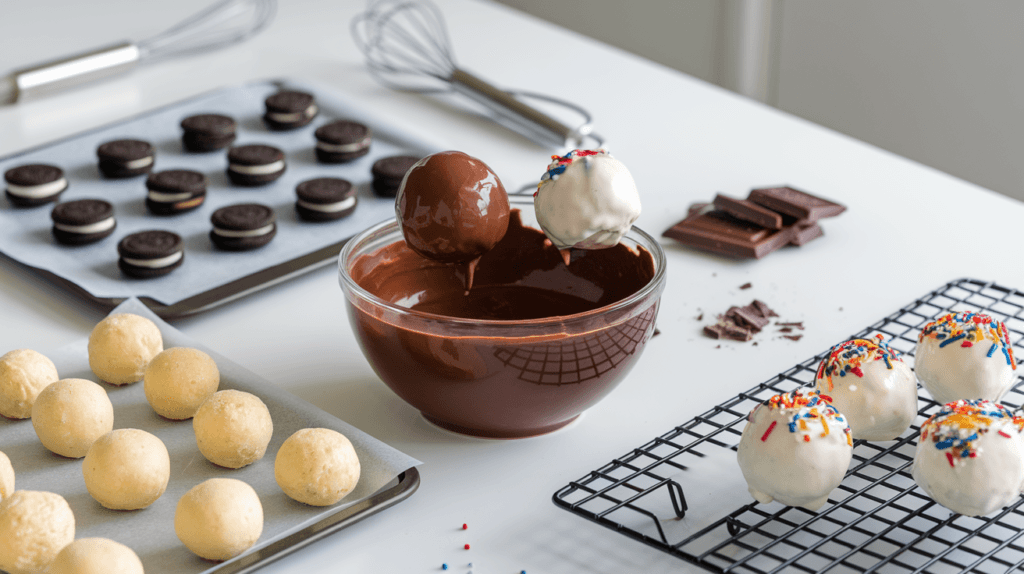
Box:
[778,327,793,333]
[783,335,804,341]
[776,321,804,329]
[739,282,752,290]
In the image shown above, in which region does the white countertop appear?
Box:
[2,1,1022,572]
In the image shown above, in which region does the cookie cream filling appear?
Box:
[122,251,183,268]
[297,196,356,213]
[316,137,370,153]
[229,161,285,175]
[6,177,67,198]
[123,156,154,169]
[213,223,275,238]
[266,104,318,123]
[148,190,193,202]
[54,217,115,234]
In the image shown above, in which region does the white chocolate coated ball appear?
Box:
[193,390,273,469]
[737,390,853,511]
[88,313,163,386]
[48,538,143,574]
[0,451,12,501]
[31,378,113,458]
[144,347,220,420]
[0,349,58,419]
[915,312,1017,405]
[275,428,361,506]
[912,400,1024,516]
[83,429,170,510]
[175,478,263,561]
[0,490,75,574]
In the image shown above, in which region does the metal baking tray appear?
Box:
[554,278,1024,574]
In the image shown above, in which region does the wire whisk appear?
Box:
[352,0,599,148]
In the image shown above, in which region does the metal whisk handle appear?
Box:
[2,42,140,104]
[450,68,584,148]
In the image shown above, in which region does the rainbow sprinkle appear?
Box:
[538,149,605,185]
[752,389,852,446]
[919,311,1016,369]
[816,334,904,391]
[920,399,1024,467]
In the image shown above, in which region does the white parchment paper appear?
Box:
[0,80,443,306]
[0,298,421,573]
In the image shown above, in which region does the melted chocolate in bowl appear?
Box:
[341,205,665,438]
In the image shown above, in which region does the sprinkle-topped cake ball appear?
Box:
[915,312,1017,405]
[815,335,918,441]
[737,389,853,511]
[912,399,1024,516]
[533,150,641,251]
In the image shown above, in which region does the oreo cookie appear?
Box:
[117,230,184,278]
[371,155,421,198]
[145,170,208,215]
[210,203,277,250]
[181,114,237,152]
[4,164,68,207]
[295,178,358,222]
[263,91,318,130]
[51,199,116,245]
[97,139,155,178]
[314,120,371,163]
[226,144,286,186]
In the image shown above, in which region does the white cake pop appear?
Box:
[915,312,1017,405]
[912,399,1024,516]
[533,150,641,251]
[815,335,918,441]
[737,389,853,511]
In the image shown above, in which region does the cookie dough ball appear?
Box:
[144,347,220,420]
[48,538,144,574]
[0,490,75,574]
[32,378,114,458]
[916,311,1017,405]
[175,478,263,561]
[0,349,59,419]
[275,428,361,506]
[737,389,853,511]
[193,390,273,469]
[0,451,12,501]
[88,313,163,386]
[83,429,170,510]
[913,399,1024,516]
[814,335,918,440]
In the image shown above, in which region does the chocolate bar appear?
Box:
[713,194,783,230]
[748,186,845,222]
[662,210,793,259]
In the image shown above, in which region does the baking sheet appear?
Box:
[0,79,443,308]
[0,298,421,574]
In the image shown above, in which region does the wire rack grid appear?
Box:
[553,278,1024,574]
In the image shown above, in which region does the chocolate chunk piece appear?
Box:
[713,194,783,230]
[752,300,778,318]
[704,323,753,342]
[726,305,769,331]
[790,222,824,246]
[687,202,711,218]
[739,282,752,290]
[748,186,845,222]
[662,210,792,259]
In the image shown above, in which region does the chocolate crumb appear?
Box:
[715,345,721,349]
[783,334,803,341]
[739,282,752,290]
[696,313,704,321]
[777,321,804,329]
[779,327,793,333]
[752,342,758,346]
[839,307,844,312]
[652,327,661,337]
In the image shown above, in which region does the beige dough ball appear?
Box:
[48,538,143,574]
[0,349,59,419]
[0,490,75,574]
[275,428,360,506]
[144,347,220,420]
[32,378,114,458]
[0,451,13,501]
[83,429,170,510]
[88,313,163,386]
[193,390,273,469]
[175,478,263,561]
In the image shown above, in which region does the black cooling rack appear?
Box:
[553,278,1024,574]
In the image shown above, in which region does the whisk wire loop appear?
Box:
[138,0,277,62]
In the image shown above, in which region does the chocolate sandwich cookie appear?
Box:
[295,178,358,222]
[97,139,155,178]
[51,199,116,245]
[314,120,372,163]
[117,230,184,278]
[263,90,318,130]
[4,164,68,206]
[371,155,421,198]
[181,114,237,152]
[226,144,286,186]
[209,203,277,250]
[145,170,208,215]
